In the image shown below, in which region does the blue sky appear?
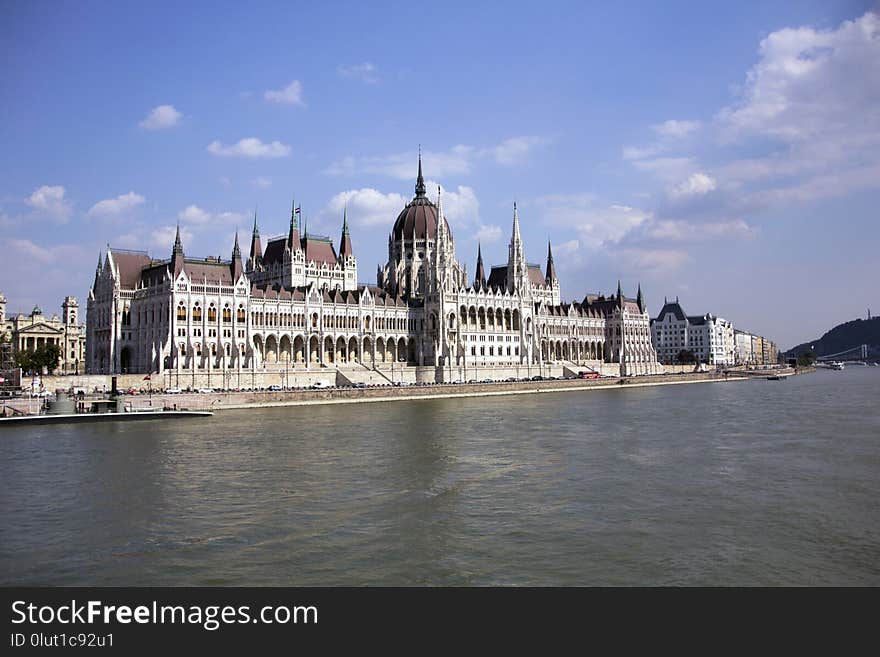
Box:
[1,0,877,348]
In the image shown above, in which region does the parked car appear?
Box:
[165,388,182,394]
[351,382,366,388]
[311,380,333,389]
[394,381,412,387]
[480,378,494,383]
[531,375,543,381]
[125,388,139,395]
[267,384,283,391]
[197,388,214,394]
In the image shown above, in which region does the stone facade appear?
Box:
[86,159,662,380]
[0,293,86,373]
[650,298,734,366]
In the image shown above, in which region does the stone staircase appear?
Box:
[336,365,394,386]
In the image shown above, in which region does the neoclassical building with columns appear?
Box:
[1,293,86,374]
[86,158,660,382]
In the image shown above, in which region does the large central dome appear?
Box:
[391,157,452,241]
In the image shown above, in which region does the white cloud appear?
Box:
[319,181,480,238]
[325,137,549,179]
[138,105,182,130]
[325,145,477,179]
[554,239,581,257]
[178,205,211,224]
[538,195,652,248]
[149,225,194,252]
[207,138,291,158]
[623,12,880,224]
[7,238,80,264]
[492,136,549,165]
[426,180,481,228]
[87,191,145,218]
[719,12,880,141]
[176,206,246,226]
[215,211,247,224]
[642,219,756,241]
[323,188,408,227]
[653,119,700,139]
[337,62,379,83]
[630,157,695,182]
[264,80,305,106]
[619,248,690,273]
[25,185,71,221]
[672,172,717,197]
[474,224,502,243]
[622,144,662,161]
[251,177,272,189]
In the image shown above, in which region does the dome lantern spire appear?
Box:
[415,146,426,198]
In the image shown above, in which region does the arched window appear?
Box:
[237,306,246,322]
[192,304,202,322]
[222,305,231,323]
[177,303,187,321]
[208,304,217,323]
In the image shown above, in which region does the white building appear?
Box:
[87,158,662,379]
[651,298,734,366]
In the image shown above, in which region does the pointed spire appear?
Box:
[545,241,557,283]
[512,201,521,240]
[232,230,244,279]
[617,280,624,309]
[172,223,183,255]
[249,208,263,267]
[339,207,353,259]
[288,197,301,252]
[96,251,103,271]
[637,282,645,313]
[171,223,185,275]
[435,186,443,238]
[474,242,486,290]
[415,148,426,198]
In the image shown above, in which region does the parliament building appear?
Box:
[86,159,661,384]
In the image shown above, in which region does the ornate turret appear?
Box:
[288,198,301,252]
[248,210,262,270]
[415,150,426,198]
[507,202,527,294]
[171,224,184,275]
[232,231,244,280]
[637,283,645,313]
[339,207,353,259]
[545,241,557,283]
[474,243,486,290]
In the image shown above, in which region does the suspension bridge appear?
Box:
[816,344,871,364]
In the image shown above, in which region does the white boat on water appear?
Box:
[831,361,845,370]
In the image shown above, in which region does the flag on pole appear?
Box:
[294,206,301,215]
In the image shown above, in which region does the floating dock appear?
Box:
[0,410,212,426]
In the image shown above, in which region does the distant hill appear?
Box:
[785,317,880,359]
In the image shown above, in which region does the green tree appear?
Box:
[797,348,816,367]
[677,349,696,364]
[13,344,62,374]
[39,343,62,374]
[14,349,35,372]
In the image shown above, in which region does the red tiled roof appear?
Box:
[111,251,152,288]
[304,238,338,266]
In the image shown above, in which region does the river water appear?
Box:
[1,368,878,586]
